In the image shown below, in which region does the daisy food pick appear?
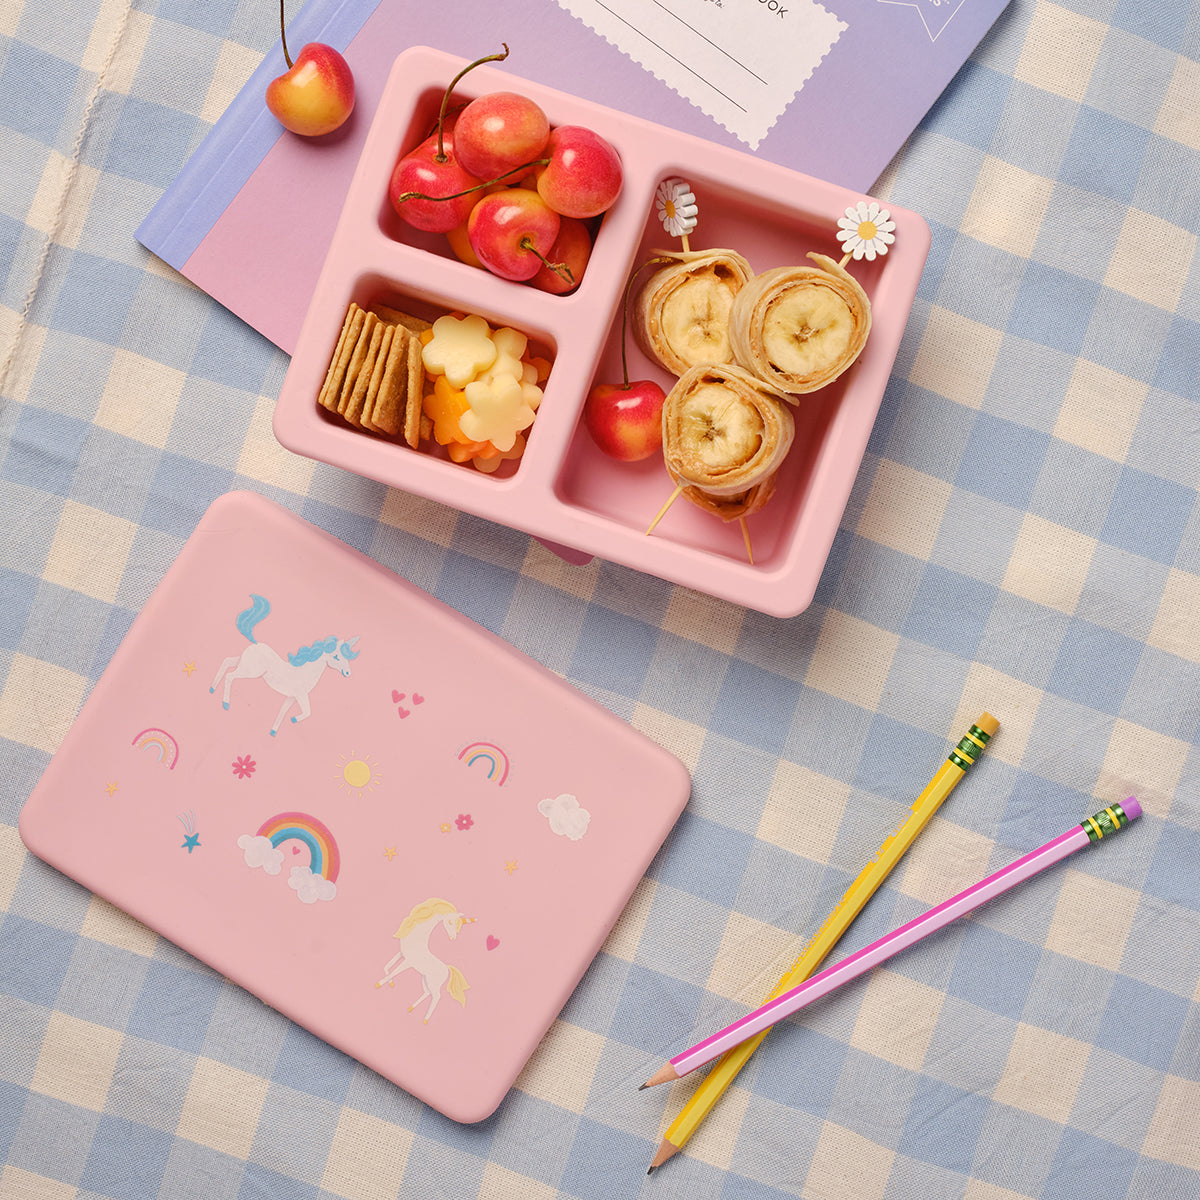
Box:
[655,177,699,250]
[837,200,896,263]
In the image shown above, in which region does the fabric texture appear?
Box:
[1,1,1198,1197]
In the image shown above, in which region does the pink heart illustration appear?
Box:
[412,693,425,705]
[291,846,300,854]
[397,705,411,719]
[391,689,405,703]
[486,935,499,951]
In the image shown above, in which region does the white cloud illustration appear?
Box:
[538,793,591,841]
[288,864,337,904]
[237,833,283,874]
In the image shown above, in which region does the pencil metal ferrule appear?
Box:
[1081,803,1131,843]
[967,723,993,747]
[948,723,993,771]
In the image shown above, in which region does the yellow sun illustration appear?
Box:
[337,753,380,798]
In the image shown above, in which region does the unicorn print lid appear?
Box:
[19,490,691,1122]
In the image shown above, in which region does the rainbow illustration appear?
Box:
[255,812,340,881]
[131,727,179,770]
[457,741,510,786]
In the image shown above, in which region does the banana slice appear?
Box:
[662,362,795,521]
[729,253,871,396]
[632,248,755,377]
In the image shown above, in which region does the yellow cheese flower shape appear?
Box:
[421,313,497,388]
[520,379,543,413]
[478,327,528,387]
[493,326,528,362]
[461,372,537,452]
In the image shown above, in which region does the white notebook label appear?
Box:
[554,0,847,149]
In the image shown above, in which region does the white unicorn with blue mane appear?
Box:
[210,594,360,736]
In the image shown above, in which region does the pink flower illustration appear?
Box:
[232,755,256,779]
[455,813,474,831]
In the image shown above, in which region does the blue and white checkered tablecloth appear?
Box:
[2,1,1198,1197]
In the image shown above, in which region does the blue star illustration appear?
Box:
[181,833,200,853]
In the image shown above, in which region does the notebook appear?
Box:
[18,491,691,1122]
[135,0,1010,355]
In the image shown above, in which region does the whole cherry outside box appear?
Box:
[18,491,692,1123]
[272,48,931,618]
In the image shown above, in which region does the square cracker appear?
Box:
[370,304,432,337]
[336,311,379,416]
[319,303,362,410]
[366,323,423,445]
[402,333,424,448]
[359,325,395,433]
[343,319,386,427]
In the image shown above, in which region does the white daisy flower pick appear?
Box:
[837,201,896,263]
[656,178,698,250]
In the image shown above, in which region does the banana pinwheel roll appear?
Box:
[662,363,795,521]
[632,248,755,377]
[728,253,871,396]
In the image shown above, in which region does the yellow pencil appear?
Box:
[647,712,1000,1172]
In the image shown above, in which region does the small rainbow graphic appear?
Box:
[457,741,510,786]
[256,812,340,882]
[131,727,179,770]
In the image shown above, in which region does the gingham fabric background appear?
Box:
[2,1,1199,1197]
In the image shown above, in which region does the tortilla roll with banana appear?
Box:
[729,253,871,396]
[632,248,755,378]
[660,362,795,522]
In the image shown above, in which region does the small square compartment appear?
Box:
[274,46,930,617]
[309,272,557,484]
[375,82,618,305]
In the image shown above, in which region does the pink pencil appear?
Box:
[641,799,1142,1088]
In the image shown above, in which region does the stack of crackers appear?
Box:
[318,302,431,447]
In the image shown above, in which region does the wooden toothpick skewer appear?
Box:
[646,484,684,535]
[740,517,754,564]
[839,252,852,269]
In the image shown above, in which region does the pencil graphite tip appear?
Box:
[641,1063,680,1089]
[637,1082,648,1091]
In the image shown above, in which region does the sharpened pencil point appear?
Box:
[638,1082,648,1090]
[642,1063,681,1089]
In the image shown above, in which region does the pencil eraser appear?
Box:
[1122,797,1143,821]
[976,713,1000,736]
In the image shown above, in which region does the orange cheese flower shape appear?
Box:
[472,432,527,472]
[447,438,494,462]
[461,373,537,452]
[422,375,474,445]
[421,313,497,388]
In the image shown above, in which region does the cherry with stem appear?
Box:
[431,45,510,163]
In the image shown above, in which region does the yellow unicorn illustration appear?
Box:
[376,897,474,1022]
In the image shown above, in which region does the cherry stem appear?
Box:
[279,0,292,69]
[617,256,675,388]
[395,158,549,205]
[519,237,574,285]
[435,44,510,161]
